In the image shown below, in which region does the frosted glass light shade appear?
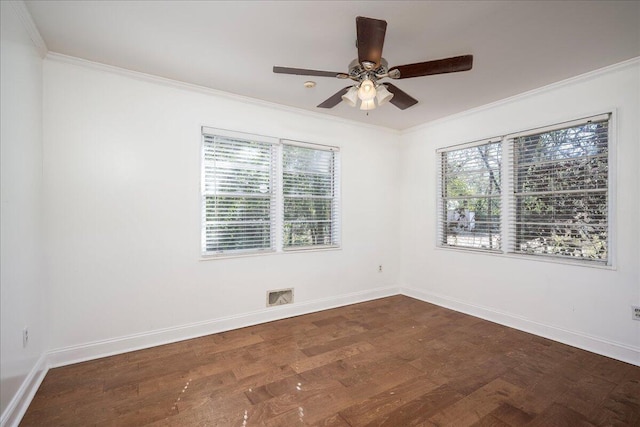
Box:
[359,99,376,111]
[341,86,358,107]
[357,79,376,101]
[375,84,394,106]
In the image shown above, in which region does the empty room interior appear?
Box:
[1,1,639,426]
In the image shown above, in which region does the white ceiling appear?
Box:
[25,1,640,130]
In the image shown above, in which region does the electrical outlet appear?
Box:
[23,327,29,348]
[632,305,640,321]
[378,265,383,272]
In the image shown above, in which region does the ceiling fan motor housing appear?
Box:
[348,58,389,86]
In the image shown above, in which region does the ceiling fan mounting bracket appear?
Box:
[361,61,375,71]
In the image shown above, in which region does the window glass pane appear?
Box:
[205,196,271,222]
[513,120,608,263]
[440,142,502,251]
[204,223,272,253]
[203,165,271,194]
[284,222,333,247]
[283,144,338,249]
[202,135,275,255]
[283,172,333,196]
[283,146,334,174]
[284,198,332,221]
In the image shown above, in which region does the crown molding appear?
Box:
[42,51,638,137]
[8,1,48,58]
[402,56,640,136]
[44,52,401,137]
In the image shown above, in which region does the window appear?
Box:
[283,143,340,249]
[510,116,609,263]
[437,113,611,265]
[202,132,277,254]
[437,139,502,251]
[202,129,340,257]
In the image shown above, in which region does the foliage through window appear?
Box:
[437,114,611,265]
[202,129,340,256]
[512,118,609,262]
[283,144,340,249]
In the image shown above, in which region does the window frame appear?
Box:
[281,139,341,252]
[201,128,341,259]
[436,112,614,268]
[436,137,503,253]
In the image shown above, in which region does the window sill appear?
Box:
[200,246,341,261]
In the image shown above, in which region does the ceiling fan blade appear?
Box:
[356,16,387,68]
[389,55,473,79]
[383,83,418,110]
[317,86,352,108]
[273,66,348,79]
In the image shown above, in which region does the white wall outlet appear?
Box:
[23,327,29,348]
[632,305,640,321]
[378,265,383,272]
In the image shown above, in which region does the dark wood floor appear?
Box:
[21,295,640,426]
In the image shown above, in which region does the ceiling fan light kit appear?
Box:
[341,86,359,107]
[375,84,394,106]
[358,78,376,101]
[274,16,473,113]
[359,99,376,111]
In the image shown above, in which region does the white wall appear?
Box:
[0,1,46,420]
[42,57,401,360]
[399,60,640,364]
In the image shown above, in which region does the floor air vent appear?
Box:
[267,288,294,307]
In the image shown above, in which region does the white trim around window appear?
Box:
[201,128,341,258]
[437,112,614,267]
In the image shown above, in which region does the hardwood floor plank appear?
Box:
[588,377,640,426]
[470,414,511,427]
[526,402,598,426]
[20,296,640,426]
[484,402,534,425]
[290,341,375,374]
[339,375,441,426]
[427,378,522,426]
[363,383,464,427]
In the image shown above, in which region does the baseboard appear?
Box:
[47,286,399,368]
[400,286,640,367]
[0,354,48,427]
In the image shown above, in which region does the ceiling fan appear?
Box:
[273,16,473,111]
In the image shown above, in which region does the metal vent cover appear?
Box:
[267,288,294,307]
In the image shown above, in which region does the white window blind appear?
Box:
[508,115,610,263]
[202,133,277,255]
[437,140,502,251]
[282,142,340,249]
